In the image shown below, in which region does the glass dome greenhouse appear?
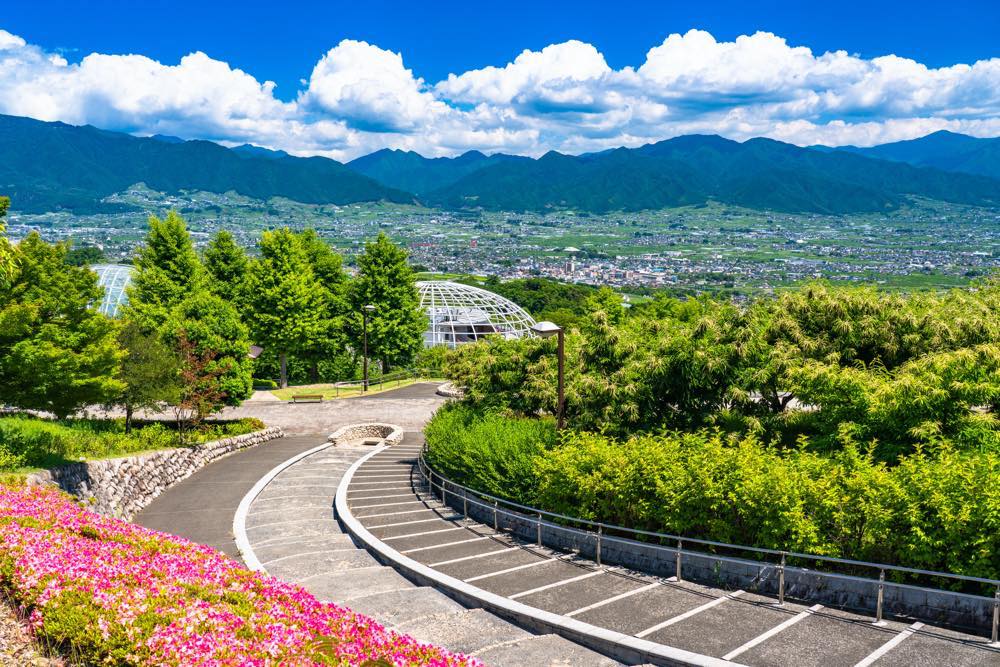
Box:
[92,264,134,318]
[417,280,537,348]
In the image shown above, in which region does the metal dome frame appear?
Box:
[417,280,536,348]
[92,264,134,318]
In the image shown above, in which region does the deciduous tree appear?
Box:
[350,232,424,371]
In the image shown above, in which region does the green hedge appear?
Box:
[0,416,265,472]
[424,409,1000,581]
[424,404,555,504]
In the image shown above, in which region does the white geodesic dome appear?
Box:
[417,280,536,348]
[92,264,135,318]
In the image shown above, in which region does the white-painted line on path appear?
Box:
[348,492,417,501]
[853,622,924,667]
[351,500,435,512]
[348,480,415,486]
[635,591,744,638]
[400,536,493,554]
[463,558,556,582]
[430,547,522,567]
[509,569,604,599]
[353,507,437,519]
[366,515,462,529]
[350,474,415,480]
[565,582,662,617]
[722,604,823,661]
[382,526,467,541]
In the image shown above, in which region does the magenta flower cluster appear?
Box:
[0,484,481,666]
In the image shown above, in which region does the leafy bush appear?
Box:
[424,404,555,504]
[253,377,278,390]
[0,416,266,472]
[0,484,477,666]
[425,409,1000,581]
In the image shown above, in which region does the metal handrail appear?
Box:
[416,449,1000,640]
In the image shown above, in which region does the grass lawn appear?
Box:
[271,376,442,401]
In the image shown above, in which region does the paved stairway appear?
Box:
[243,437,623,666]
[344,436,1000,667]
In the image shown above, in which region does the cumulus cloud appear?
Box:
[0,27,997,160]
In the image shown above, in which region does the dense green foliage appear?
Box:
[349,232,425,371]
[63,244,106,267]
[425,135,1000,214]
[244,228,327,388]
[0,196,13,286]
[114,321,181,433]
[425,408,1000,580]
[0,113,411,213]
[0,415,265,472]
[0,234,123,417]
[450,282,1000,461]
[203,230,248,303]
[424,405,556,503]
[478,277,600,329]
[438,280,1000,579]
[126,211,206,329]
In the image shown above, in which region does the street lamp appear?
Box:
[362,304,376,392]
[531,321,565,430]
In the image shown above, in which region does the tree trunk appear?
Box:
[125,404,134,435]
[280,352,288,389]
[310,360,319,384]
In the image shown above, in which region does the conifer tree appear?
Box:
[245,228,325,388]
[350,232,425,371]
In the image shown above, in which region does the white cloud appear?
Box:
[0,27,996,160]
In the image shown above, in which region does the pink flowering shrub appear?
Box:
[0,484,480,666]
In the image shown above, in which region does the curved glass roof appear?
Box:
[417,280,536,348]
[91,264,134,318]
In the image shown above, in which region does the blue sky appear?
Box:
[1,0,998,159]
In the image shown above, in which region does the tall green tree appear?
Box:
[245,228,325,388]
[163,292,254,405]
[296,229,351,382]
[0,233,122,417]
[350,232,425,371]
[0,196,15,287]
[126,211,205,329]
[204,230,248,303]
[114,320,181,433]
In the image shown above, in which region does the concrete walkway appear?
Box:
[241,435,621,666]
[343,438,1000,667]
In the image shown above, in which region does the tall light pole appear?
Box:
[531,321,565,430]
[363,304,376,392]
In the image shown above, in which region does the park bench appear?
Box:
[291,394,324,404]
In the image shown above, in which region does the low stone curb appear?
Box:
[435,382,463,399]
[26,427,284,520]
[335,447,740,667]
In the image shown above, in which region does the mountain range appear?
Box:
[0,114,411,213]
[0,113,997,215]
[818,131,1000,181]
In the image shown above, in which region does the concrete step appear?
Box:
[395,608,534,655]
[473,633,623,666]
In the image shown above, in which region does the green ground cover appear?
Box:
[0,415,264,474]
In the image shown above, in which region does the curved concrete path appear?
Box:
[341,439,1000,667]
[240,434,620,665]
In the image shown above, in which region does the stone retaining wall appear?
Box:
[26,427,284,520]
[327,423,403,447]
